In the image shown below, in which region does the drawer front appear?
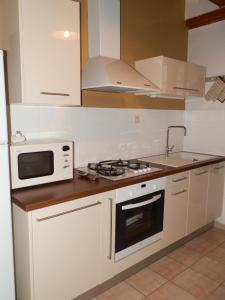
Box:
[167,171,189,187]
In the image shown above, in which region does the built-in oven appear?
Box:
[115,178,165,261]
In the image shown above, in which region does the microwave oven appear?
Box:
[10,139,73,189]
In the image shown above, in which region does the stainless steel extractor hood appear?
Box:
[82,0,159,94]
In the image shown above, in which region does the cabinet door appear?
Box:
[31,196,101,300]
[185,63,206,98]
[164,172,189,244]
[206,163,225,223]
[20,0,80,105]
[187,167,209,234]
[163,57,186,96]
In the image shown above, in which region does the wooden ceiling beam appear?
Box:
[209,0,225,7]
[186,7,225,29]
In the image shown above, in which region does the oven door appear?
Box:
[115,190,164,261]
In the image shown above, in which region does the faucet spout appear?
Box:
[166,126,187,157]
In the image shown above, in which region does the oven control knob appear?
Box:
[139,169,143,174]
[129,191,133,197]
[134,170,139,174]
[147,167,151,172]
[152,184,157,190]
[143,168,147,173]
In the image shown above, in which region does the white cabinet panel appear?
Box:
[135,56,206,99]
[32,197,101,300]
[187,166,209,234]
[4,0,80,106]
[206,163,225,223]
[164,172,189,244]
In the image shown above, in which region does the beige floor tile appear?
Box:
[149,256,187,280]
[126,268,167,296]
[206,285,225,300]
[147,282,198,300]
[185,237,218,254]
[200,229,225,246]
[168,246,202,266]
[219,241,225,249]
[192,256,225,284]
[96,282,145,300]
[206,247,225,265]
[172,268,219,299]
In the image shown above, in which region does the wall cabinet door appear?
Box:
[31,196,102,300]
[187,166,209,234]
[164,172,189,244]
[135,56,206,98]
[5,0,80,106]
[206,163,225,223]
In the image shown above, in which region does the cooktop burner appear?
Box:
[77,159,162,181]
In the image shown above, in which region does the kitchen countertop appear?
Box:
[11,155,225,212]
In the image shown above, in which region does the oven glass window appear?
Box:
[115,191,164,253]
[18,151,54,180]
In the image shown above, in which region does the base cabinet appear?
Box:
[13,191,115,300]
[12,163,225,300]
[206,163,225,223]
[187,166,209,234]
[164,172,189,244]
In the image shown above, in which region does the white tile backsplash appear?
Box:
[10,104,185,167]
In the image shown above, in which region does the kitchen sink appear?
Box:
[141,151,216,167]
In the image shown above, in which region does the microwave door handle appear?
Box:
[121,194,161,211]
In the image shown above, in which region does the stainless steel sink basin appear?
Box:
[141,151,216,167]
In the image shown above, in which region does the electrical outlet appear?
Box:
[134,115,141,124]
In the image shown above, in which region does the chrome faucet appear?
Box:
[166,126,187,157]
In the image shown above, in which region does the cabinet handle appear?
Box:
[195,170,208,176]
[171,189,187,196]
[108,198,113,260]
[173,87,200,92]
[172,176,187,183]
[40,92,70,97]
[36,202,101,222]
[214,166,225,170]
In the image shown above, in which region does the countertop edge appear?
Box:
[12,156,225,212]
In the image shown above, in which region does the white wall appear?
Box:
[10,105,184,167]
[185,0,216,19]
[185,1,225,224]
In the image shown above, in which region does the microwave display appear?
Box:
[18,151,54,180]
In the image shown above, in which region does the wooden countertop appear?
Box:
[11,156,225,212]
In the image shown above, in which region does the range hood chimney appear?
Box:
[82,0,159,94]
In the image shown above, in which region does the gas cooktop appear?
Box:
[77,159,162,181]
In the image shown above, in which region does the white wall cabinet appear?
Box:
[164,172,189,244]
[4,0,80,106]
[13,191,115,300]
[187,166,209,234]
[135,56,206,99]
[206,163,225,223]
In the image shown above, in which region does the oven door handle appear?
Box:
[121,194,161,211]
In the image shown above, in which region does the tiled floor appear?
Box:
[94,228,225,300]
